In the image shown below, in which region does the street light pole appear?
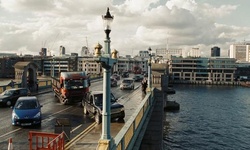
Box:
[101,7,113,141]
[147,47,152,92]
[95,8,117,149]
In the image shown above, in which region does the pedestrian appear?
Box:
[141,78,147,94]
[87,75,91,86]
[36,80,39,92]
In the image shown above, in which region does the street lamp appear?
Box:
[96,7,116,148]
[147,47,152,92]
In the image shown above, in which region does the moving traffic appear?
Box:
[0,73,144,149]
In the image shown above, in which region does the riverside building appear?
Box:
[169,56,237,83]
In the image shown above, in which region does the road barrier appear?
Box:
[28,131,65,150]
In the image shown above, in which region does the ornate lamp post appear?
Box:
[96,8,117,148]
[147,47,152,92]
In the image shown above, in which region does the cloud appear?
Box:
[1,0,54,12]
[0,0,249,57]
[166,0,197,11]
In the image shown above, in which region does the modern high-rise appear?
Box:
[211,46,220,57]
[59,46,66,56]
[229,43,250,62]
[40,48,47,56]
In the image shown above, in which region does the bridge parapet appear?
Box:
[110,89,155,150]
[107,63,168,150]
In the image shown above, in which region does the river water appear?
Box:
[163,84,250,150]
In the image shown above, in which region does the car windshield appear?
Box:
[15,100,38,109]
[122,80,132,83]
[94,93,116,106]
[0,90,14,96]
[64,79,88,89]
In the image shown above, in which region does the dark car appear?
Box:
[111,74,121,80]
[121,71,129,78]
[0,88,30,107]
[82,91,125,124]
[133,75,144,82]
[12,96,42,126]
[111,78,118,87]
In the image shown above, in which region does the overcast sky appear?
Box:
[0,0,249,57]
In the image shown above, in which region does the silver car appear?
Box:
[120,78,134,90]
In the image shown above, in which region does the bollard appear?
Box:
[8,138,13,150]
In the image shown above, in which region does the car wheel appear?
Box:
[60,99,67,105]
[59,96,67,105]
[83,105,89,115]
[6,100,12,107]
[95,112,101,124]
[81,100,85,107]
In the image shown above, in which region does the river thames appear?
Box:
[163,84,250,150]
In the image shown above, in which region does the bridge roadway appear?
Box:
[65,86,148,150]
[0,70,166,149]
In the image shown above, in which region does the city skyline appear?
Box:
[0,0,249,57]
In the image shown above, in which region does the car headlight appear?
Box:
[12,111,19,119]
[0,98,7,102]
[34,112,41,118]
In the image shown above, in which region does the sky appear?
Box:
[0,0,250,57]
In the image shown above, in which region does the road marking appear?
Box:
[71,124,82,133]
[48,106,73,117]
[0,128,22,138]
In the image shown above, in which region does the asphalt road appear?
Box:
[0,75,143,150]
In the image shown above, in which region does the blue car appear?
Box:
[12,96,42,126]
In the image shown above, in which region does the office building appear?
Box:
[229,43,250,62]
[211,46,220,57]
[59,46,66,56]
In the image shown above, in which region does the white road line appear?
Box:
[71,124,82,133]
[0,128,22,138]
[48,106,73,117]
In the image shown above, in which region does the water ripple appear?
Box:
[164,85,250,150]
